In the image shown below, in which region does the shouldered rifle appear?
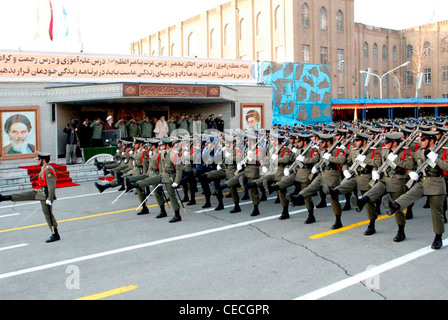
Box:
[340,134,384,185]
[235,139,263,175]
[308,137,344,181]
[406,133,448,189]
[284,142,315,175]
[369,130,420,187]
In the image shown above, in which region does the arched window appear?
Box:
[188,32,195,56]
[382,45,388,60]
[406,44,413,60]
[373,43,378,59]
[256,12,262,35]
[210,29,214,49]
[275,5,283,29]
[364,42,369,58]
[393,46,397,61]
[239,18,245,40]
[423,41,431,57]
[320,7,327,30]
[336,10,343,32]
[224,24,229,46]
[171,43,175,56]
[442,38,448,54]
[302,3,310,28]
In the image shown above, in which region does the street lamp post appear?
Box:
[360,61,410,99]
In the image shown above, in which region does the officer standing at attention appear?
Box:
[0,152,60,243]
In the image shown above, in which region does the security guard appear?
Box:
[383,131,448,249]
[0,152,60,243]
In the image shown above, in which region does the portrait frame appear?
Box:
[241,104,264,131]
[0,106,41,160]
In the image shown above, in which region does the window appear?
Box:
[337,49,344,71]
[364,42,369,58]
[442,66,448,82]
[171,43,175,56]
[424,68,432,84]
[224,24,229,45]
[373,43,378,60]
[382,45,388,60]
[320,7,327,30]
[336,10,343,32]
[373,70,379,86]
[442,94,448,99]
[442,38,448,54]
[320,47,328,64]
[383,71,388,87]
[256,12,261,35]
[406,71,414,86]
[424,95,432,99]
[338,87,345,99]
[210,29,214,49]
[423,41,431,57]
[239,19,245,40]
[302,45,310,63]
[406,44,413,60]
[187,32,195,56]
[302,3,310,28]
[393,46,397,61]
[275,6,283,30]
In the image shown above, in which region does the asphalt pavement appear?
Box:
[0,180,447,302]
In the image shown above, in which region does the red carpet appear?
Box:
[19,163,79,189]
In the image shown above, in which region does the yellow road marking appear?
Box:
[75,285,138,300]
[309,214,393,239]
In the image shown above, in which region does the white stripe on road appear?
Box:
[0,213,20,219]
[0,244,28,252]
[0,208,308,281]
[295,239,447,300]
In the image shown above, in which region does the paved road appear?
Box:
[0,181,447,301]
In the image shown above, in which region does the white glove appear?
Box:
[339,145,346,150]
[323,153,331,160]
[217,164,222,170]
[427,151,438,163]
[297,155,305,162]
[409,171,419,181]
[343,170,352,179]
[284,168,290,176]
[387,153,398,162]
[262,166,268,174]
[45,200,52,206]
[172,182,178,188]
[225,152,231,158]
[311,166,318,174]
[271,154,278,160]
[237,164,243,171]
[291,147,298,154]
[356,154,366,163]
[129,150,134,155]
[372,170,380,181]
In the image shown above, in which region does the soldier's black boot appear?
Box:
[156,205,167,219]
[406,206,414,220]
[431,234,443,250]
[202,196,212,208]
[279,206,290,220]
[364,220,376,236]
[342,193,351,211]
[393,225,406,242]
[0,194,12,202]
[137,204,149,215]
[46,228,60,243]
[241,188,250,200]
[304,209,316,224]
[125,178,138,192]
[169,210,181,223]
[316,189,327,208]
[95,182,110,193]
[287,194,305,207]
[215,193,224,211]
[382,194,401,216]
[230,203,241,213]
[103,166,110,176]
[260,187,267,202]
[95,158,103,170]
[268,184,279,195]
[331,215,343,230]
[351,195,369,213]
[423,196,430,209]
[186,193,196,206]
[250,205,260,217]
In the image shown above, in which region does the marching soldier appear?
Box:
[383,131,448,249]
[288,133,347,229]
[351,132,414,241]
[0,152,60,243]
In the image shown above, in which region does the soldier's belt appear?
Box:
[357,169,372,175]
[165,170,176,174]
[425,171,443,177]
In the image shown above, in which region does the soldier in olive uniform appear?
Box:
[352,132,414,241]
[288,133,346,229]
[155,137,184,223]
[0,152,60,243]
[383,131,448,250]
[140,117,154,138]
[328,132,382,235]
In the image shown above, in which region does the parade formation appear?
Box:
[65,116,448,252]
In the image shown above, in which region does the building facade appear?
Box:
[131,0,448,101]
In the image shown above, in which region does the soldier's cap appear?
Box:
[35,151,51,160]
[383,132,404,143]
[147,138,160,145]
[399,127,414,134]
[297,132,313,140]
[323,127,335,133]
[420,131,439,139]
[318,133,336,141]
[336,129,349,135]
[419,125,432,131]
[134,137,145,143]
[436,127,448,133]
[161,137,178,144]
[354,132,370,140]
[368,127,382,134]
